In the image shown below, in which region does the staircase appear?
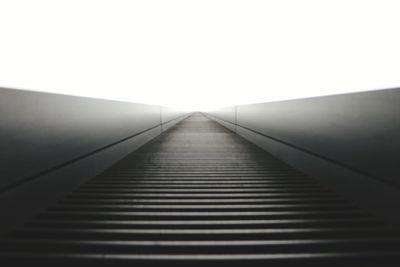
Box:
[1,113,400,266]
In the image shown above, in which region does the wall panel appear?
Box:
[0,88,188,233]
[208,88,400,225]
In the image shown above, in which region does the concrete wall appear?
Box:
[0,87,189,233]
[161,106,187,132]
[210,106,236,132]
[207,88,400,225]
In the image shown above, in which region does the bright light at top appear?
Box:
[1,0,400,111]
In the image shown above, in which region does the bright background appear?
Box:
[1,0,400,111]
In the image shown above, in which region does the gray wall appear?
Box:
[161,106,187,132]
[207,88,400,225]
[0,87,189,233]
[210,106,236,132]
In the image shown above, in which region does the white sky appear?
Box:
[1,0,400,111]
